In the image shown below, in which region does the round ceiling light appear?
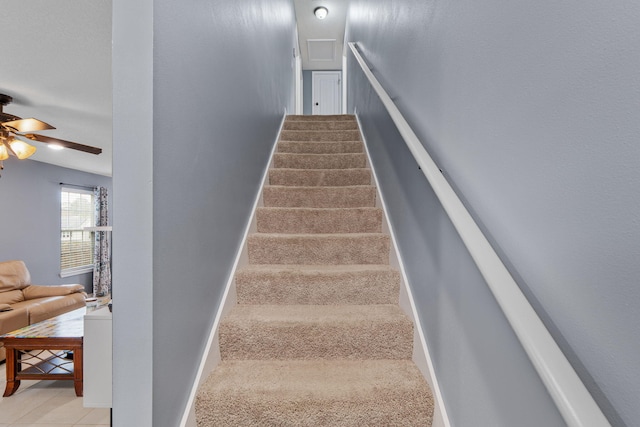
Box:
[314,7,328,20]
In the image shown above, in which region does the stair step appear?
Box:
[219,304,412,360]
[280,129,361,141]
[196,359,433,426]
[236,264,400,305]
[269,169,371,186]
[263,185,376,208]
[274,153,366,169]
[256,207,382,234]
[247,233,390,265]
[283,120,358,130]
[285,114,356,121]
[277,141,363,154]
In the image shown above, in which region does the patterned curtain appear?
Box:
[93,187,111,296]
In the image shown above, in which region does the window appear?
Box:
[60,187,95,277]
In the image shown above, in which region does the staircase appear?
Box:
[195,115,434,426]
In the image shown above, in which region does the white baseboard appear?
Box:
[357,114,451,427]
[179,113,287,427]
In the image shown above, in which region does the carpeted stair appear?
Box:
[196,114,434,426]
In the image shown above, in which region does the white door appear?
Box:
[312,71,342,115]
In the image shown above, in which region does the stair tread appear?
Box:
[264,184,375,189]
[274,152,365,157]
[236,264,400,305]
[269,167,370,171]
[280,133,360,135]
[268,168,371,184]
[280,130,361,142]
[257,207,382,234]
[277,141,362,146]
[224,303,408,321]
[277,141,364,154]
[249,232,388,238]
[196,359,433,427]
[285,114,356,121]
[220,305,413,359]
[239,263,396,273]
[257,206,380,211]
[283,122,358,129]
[248,233,389,264]
[263,185,376,208]
[273,153,367,170]
[200,358,429,394]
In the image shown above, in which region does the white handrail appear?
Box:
[348,42,610,427]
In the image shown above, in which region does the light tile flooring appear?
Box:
[0,356,110,427]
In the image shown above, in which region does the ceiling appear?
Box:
[0,0,346,178]
[294,0,348,70]
[0,0,112,177]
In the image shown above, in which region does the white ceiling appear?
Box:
[294,0,348,70]
[0,0,346,178]
[1,0,113,177]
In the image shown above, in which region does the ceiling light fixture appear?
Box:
[7,137,37,160]
[0,143,8,161]
[0,93,102,177]
[0,132,37,176]
[314,6,328,20]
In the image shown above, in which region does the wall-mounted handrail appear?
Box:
[348,41,609,427]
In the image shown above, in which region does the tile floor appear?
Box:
[0,356,110,427]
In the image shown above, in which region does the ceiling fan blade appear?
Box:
[0,112,21,123]
[22,133,102,155]
[3,118,55,133]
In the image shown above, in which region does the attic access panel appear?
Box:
[307,39,336,62]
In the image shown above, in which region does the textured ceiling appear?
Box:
[0,0,346,177]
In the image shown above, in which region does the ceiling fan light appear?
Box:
[8,138,37,159]
[314,6,328,19]
[0,143,9,161]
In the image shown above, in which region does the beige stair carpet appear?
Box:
[256,207,382,234]
[268,168,371,187]
[263,185,377,208]
[277,140,364,154]
[196,115,433,426]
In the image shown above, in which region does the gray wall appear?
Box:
[112,0,154,425]
[346,0,639,426]
[303,70,313,115]
[0,157,112,292]
[112,0,296,425]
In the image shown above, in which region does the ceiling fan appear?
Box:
[0,93,102,175]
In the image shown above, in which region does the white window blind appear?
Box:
[60,187,95,277]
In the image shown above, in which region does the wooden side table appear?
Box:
[0,308,85,397]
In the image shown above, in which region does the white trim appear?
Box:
[179,112,287,427]
[348,42,610,427]
[357,114,451,427]
[295,55,303,115]
[60,265,94,278]
[294,25,303,115]
[342,54,348,114]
